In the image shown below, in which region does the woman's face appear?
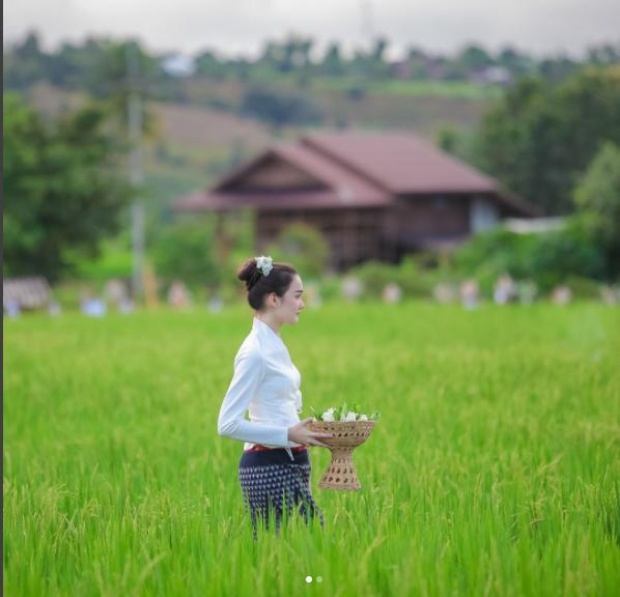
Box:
[274,275,305,325]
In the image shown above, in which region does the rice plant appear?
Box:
[4,303,620,596]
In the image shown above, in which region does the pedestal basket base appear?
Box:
[318,447,362,490]
[308,420,376,491]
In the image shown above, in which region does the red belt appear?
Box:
[247,444,308,452]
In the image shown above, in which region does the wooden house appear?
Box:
[173,132,539,270]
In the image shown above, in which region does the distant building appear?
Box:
[471,66,513,85]
[161,54,196,78]
[503,216,566,234]
[173,132,540,270]
[3,277,51,312]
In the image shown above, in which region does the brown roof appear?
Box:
[173,131,539,216]
[302,132,498,194]
[273,144,389,205]
[213,143,389,206]
[175,140,391,212]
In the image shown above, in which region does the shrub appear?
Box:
[563,276,603,300]
[453,225,606,293]
[267,222,330,280]
[524,224,606,292]
[346,258,437,300]
[573,141,620,279]
[453,228,537,279]
[152,221,223,289]
[241,87,323,128]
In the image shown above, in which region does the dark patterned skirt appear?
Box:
[239,448,323,538]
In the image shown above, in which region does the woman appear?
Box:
[218,256,331,538]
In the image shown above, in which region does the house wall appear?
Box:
[385,194,471,242]
[255,208,385,269]
[254,195,494,270]
[225,192,512,270]
[470,195,500,233]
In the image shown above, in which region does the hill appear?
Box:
[23,81,492,225]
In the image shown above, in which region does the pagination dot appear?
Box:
[305,575,313,583]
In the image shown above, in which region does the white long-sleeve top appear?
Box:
[217,317,303,451]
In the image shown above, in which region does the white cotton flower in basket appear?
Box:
[322,407,336,422]
[308,402,379,491]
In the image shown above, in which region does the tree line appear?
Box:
[4,30,620,94]
[469,68,620,215]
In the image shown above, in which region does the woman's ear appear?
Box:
[267,292,279,308]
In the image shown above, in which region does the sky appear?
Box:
[4,0,620,59]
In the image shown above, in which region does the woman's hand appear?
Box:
[288,418,332,447]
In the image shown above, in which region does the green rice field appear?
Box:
[3,302,620,596]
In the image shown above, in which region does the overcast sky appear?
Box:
[4,0,620,58]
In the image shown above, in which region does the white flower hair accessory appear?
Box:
[254,255,273,277]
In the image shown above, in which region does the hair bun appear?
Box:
[237,259,261,290]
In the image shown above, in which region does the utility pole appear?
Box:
[127,42,145,303]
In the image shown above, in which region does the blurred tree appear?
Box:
[453,228,537,280]
[497,46,536,77]
[266,222,330,280]
[404,46,432,79]
[458,44,495,73]
[538,54,578,83]
[241,87,322,132]
[346,37,392,81]
[152,220,222,288]
[3,31,47,89]
[90,39,159,139]
[4,30,619,100]
[257,35,315,75]
[452,225,605,292]
[46,39,105,90]
[573,142,620,277]
[436,125,476,163]
[229,57,252,81]
[194,50,227,80]
[3,94,134,282]
[437,126,459,154]
[524,224,606,289]
[368,36,391,79]
[586,43,620,65]
[475,68,620,215]
[320,42,345,76]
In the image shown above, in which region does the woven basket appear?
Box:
[308,420,376,490]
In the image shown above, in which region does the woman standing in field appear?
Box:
[218,256,331,538]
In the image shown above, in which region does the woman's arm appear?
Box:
[217,347,289,446]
